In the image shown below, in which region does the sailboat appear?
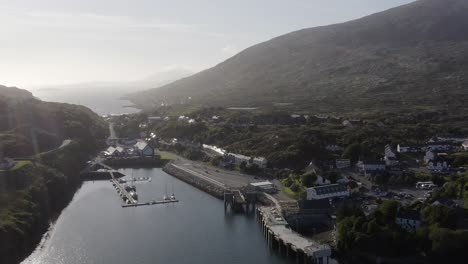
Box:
[163,183,171,201]
[170,184,176,201]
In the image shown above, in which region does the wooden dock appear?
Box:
[110,171,137,204]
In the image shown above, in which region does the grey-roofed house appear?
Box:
[134,140,154,157]
[306,184,349,200]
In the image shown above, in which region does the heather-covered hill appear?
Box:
[130,0,468,115]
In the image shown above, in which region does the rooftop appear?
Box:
[396,209,420,221]
[310,184,348,195]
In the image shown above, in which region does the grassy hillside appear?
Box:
[0,86,108,157]
[0,85,108,264]
[129,0,468,116]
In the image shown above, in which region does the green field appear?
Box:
[0,160,31,172]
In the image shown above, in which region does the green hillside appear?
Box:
[129,0,468,116]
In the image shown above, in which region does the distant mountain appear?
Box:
[129,0,468,114]
[29,68,193,115]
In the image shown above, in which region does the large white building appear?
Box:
[227,153,268,168]
[306,184,349,200]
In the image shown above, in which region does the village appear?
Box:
[108,110,468,251]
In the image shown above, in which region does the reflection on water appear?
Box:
[23,168,292,264]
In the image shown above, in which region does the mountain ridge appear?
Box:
[129,0,468,114]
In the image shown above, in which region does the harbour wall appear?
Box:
[162,162,225,199]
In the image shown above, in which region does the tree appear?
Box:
[324,171,341,184]
[290,183,300,192]
[210,156,223,166]
[336,202,364,222]
[342,143,362,163]
[421,205,455,228]
[239,161,247,171]
[301,171,317,187]
[377,200,398,224]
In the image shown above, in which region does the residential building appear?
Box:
[202,144,226,156]
[397,144,424,153]
[427,158,449,171]
[147,116,162,123]
[463,140,468,151]
[357,161,386,173]
[134,140,154,157]
[385,144,396,158]
[226,153,268,168]
[384,156,399,166]
[105,146,125,157]
[432,197,464,209]
[335,159,351,169]
[306,184,349,200]
[342,120,352,127]
[424,150,438,163]
[426,141,454,152]
[396,209,421,231]
[326,145,343,152]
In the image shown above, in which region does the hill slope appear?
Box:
[130,0,468,114]
[0,85,107,157]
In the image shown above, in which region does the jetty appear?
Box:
[122,199,179,208]
[257,206,332,264]
[110,171,137,204]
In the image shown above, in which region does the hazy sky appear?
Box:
[0,0,415,87]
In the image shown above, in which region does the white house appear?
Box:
[462,140,468,151]
[306,184,349,200]
[202,144,226,156]
[335,159,351,169]
[385,144,396,158]
[105,146,125,157]
[396,209,421,232]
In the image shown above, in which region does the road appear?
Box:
[36,139,72,156]
[108,122,117,139]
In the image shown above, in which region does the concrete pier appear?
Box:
[257,207,332,264]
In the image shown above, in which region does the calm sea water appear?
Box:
[22,168,292,264]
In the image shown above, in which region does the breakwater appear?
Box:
[162,162,225,199]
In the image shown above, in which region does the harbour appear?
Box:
[21,168,293,264]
